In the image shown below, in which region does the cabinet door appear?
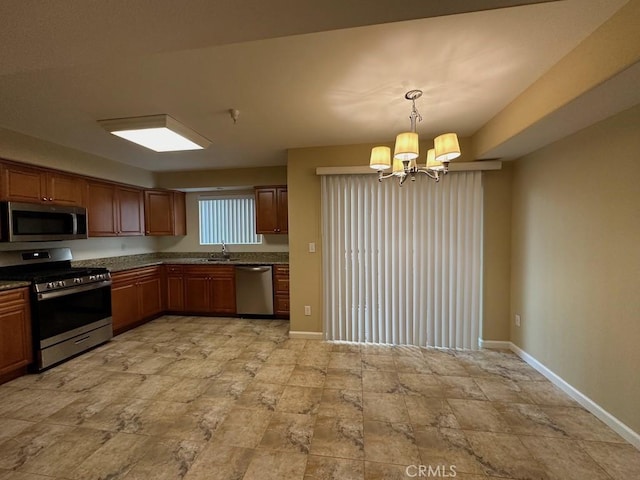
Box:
[1,164,45,203]
[276,187,288,234]
[47,172,85,206]
[0,289,32,376]
[255,187,279,234]
[144,190,174,235]
[172,191,186,236]
[117,186,144,236]
[111,282,139,333]
[184,275,211,313]
[166,275,184,311]
[210,276,236,314]
[87,181,117,236]
[138,276,162,319]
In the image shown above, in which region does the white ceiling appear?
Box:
[0,0,629,172]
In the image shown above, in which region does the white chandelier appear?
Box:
[369,90,461,185]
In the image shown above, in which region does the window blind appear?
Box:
[199,196,262,245]
[321,172,482,349]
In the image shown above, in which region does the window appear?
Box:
[199,195,262,245]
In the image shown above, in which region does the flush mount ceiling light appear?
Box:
[98,114,211,152]
[369,90,461,185]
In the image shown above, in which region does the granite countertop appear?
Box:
[73,252,289,273]
[0,253,288,291]
[0,280,31,292]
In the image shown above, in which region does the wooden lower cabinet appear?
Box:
[273,264,290,317]
[182,265,236,315]
[165,265,184,311]
[0,288,32,379]
[111,266,162,334]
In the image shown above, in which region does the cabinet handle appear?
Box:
[42,197,47,201]
[49,197,53,201]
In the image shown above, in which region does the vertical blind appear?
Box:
[199,196,262,245]
[321,172,482,349]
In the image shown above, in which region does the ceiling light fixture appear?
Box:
[369,90,461,185]
[98,114,211,152]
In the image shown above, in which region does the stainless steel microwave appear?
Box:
[1,201,88,242]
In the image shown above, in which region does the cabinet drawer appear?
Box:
[273,265,289,275]
[111,266,161,286]
[165,265,184,275]
[273,276,289,294]
[183,265,235,277]
[0,288,29,310]
[274,295,290,315]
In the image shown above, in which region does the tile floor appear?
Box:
[0,315,638,480]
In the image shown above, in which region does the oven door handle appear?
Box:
[36,280,112,301]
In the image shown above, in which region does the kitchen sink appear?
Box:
[201,257,236,262]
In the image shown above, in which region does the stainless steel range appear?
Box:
[0,248,112,371]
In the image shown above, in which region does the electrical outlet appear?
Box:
[515,314,521,327]
[304,305,311,316]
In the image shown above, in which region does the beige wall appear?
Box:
[473,0,640,158]
[154,166,287,190]
[510,104,640,433]
[287,139,502,335]
[482,164,513,341]
[287,145,369,332]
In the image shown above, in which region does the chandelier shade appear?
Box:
[426,149,444,171]
[394,132,419,161]
[369,89,461,185]
[434,133,461,162]
[392,158,405,176]
[369,146,391,170]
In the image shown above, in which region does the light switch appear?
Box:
[309,242,316,253]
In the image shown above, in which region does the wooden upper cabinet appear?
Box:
[276,188,288,234]
[0,163,84,206]
[46,172,85,206]
[172,191,186,236]
[144,189,186,236]
[255,185,288,234]
[86,181,117,236]
[117,186,144,236]
[86,181,144,237]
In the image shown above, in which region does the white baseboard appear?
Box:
[502,341,640,450]
[478,339,512,350]
[288,331,324,340]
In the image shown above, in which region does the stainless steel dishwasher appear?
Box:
[235,265,274,316]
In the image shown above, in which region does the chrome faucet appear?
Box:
[221,242,231,260]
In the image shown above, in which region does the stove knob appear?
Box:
[74,277,83,284]
[57,280,66,288]
[46,282,54,289]
[89,275,96,281]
